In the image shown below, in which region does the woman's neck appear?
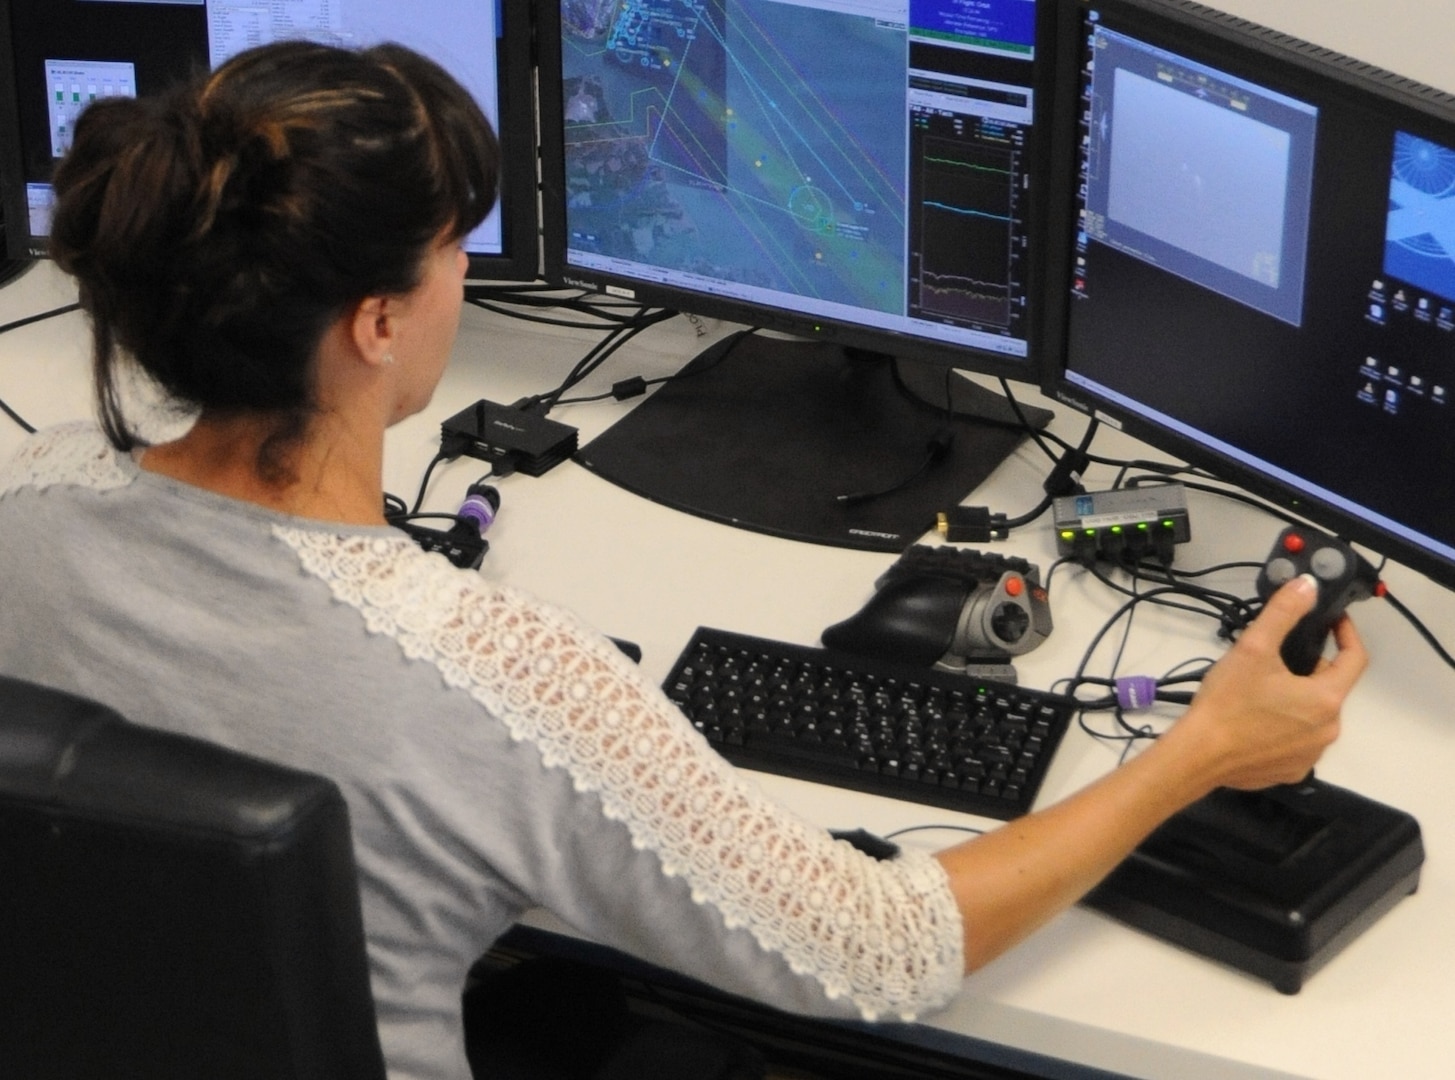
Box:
[139,411,388,525]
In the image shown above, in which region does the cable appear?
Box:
[1384,589,1455,671]
[1050,558,1247,753]
[0,301,80,336]
[406,449,456,514]
[548,323,761,408]
[465,284,653,324]
[835,427,956,506]
[937,411,1098,541]
[997,375,1065,465]
[383,485,493,572]
[519,307,680,414]
[0,396,34,435]
[829,363,966,507]
[1083,556,1258,633]
[466,293,658,331]
[882,823,986,842]
[459,290,685,417]
[1023,417,1225,500]
[0,301,84,434]
[1123,471,1305,527]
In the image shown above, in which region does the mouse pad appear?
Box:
[574,333,1038,552]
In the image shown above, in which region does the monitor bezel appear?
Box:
[535,0,1061,389]
[1040,0,1455,591]
[473,0,542,283]
[0,0,542,283]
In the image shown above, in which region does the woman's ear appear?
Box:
[349,295,397,369]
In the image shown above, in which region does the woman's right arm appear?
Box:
[933,573,1367,973]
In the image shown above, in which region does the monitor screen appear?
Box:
[1045,0,1455,589]
[537,0,1060,551]
[0,0,539,281]
[542,0,1052,372]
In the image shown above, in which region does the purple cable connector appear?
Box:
[458,483,500,534]
[1115,675,1159,711]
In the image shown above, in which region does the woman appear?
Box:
[0,39,1364,1080]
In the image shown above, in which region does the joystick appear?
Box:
[1255,526,1383,674]
[821,545,1051,678]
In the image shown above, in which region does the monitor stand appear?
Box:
[574,332,1051,553]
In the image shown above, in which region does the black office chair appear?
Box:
[0,673,767,1080]
[0,673,386,1080]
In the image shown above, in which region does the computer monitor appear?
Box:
[536,0,1059,551]
[1043,0,1455,590]
[0,0,540,282]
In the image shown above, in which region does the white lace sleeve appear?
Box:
[0,422,132,496]
[278,529,966,1021]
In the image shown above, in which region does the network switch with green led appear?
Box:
[1052,484,1191,562]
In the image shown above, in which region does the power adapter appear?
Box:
[440,399,578,477]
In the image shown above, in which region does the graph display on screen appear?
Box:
[910,114,1021,326]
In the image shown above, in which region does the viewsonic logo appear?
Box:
[1053,388,1121,430]
[1053,387,1093,412]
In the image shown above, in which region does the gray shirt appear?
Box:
[0,422,964,1080]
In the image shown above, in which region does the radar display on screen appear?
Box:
[562,0,906,314]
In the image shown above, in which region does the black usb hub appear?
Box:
[441,400,578,477]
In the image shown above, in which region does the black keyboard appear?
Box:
[663,627,1078,821]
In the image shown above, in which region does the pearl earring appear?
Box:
[382,352,396,366]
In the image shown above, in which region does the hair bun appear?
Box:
[195,96,242,157]
[192,99,296,235]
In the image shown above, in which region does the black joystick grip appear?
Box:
[820,546,1052,672]
[1255,526,1381,675]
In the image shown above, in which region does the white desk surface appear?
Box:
[6,5,1455,1075]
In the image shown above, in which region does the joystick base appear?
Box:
[1083,779,1422,993]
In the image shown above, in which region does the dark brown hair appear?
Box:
[48,40,499,477]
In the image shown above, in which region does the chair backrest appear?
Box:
[0,674,387,1080]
